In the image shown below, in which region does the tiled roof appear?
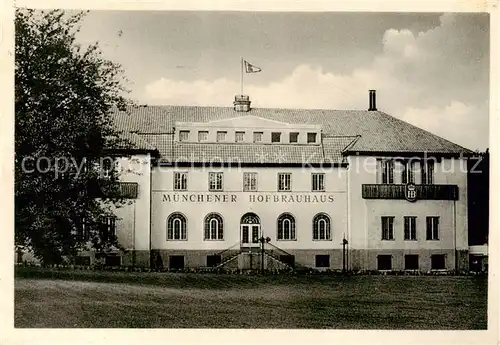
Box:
[116,132,158,152]
[111,105,472,161]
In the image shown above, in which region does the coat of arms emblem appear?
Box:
[405,183,417,202]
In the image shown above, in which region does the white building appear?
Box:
[84,91,474,272]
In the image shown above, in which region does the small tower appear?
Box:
[233,95,251,112]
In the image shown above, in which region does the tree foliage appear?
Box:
[15,9,131,265]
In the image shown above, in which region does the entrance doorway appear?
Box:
[240,213,260,248]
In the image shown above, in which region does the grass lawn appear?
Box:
[14,269,488,329]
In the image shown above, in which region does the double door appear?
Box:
[241,224,260,247]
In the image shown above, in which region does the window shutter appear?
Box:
[376,159,383,183]
[426,217,432,240]
[381,217,386,239]
[401,162,407,184]
[428,161,434,184]
[388,161,394,184]
[389,217,394,240]
[434,217,439,239]
[421,161,427,184]
[404,217,409,240]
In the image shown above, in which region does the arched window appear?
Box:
[277,213,296,240]
[204,213,224,240]
[241,213,260,225]
[167,213,187,240]
[313,213,331,240]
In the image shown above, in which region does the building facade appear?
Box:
[78,91,476,272]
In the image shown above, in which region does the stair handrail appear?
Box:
[264,251,293,270]
[266,242,294,257]
[215,242,240,256]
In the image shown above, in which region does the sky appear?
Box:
[76,11,490,150]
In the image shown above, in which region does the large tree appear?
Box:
[15,9,131,265]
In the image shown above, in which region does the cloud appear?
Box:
[402,101,489,151]
[142,13,489,150]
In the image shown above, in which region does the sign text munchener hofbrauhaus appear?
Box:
[162,193,335,203]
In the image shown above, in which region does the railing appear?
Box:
[99,182,139,199]
[215,242,240,257]
[265,243,298,269]
[214,252,241,269]
[266,242,294,257]
[264,252,294,270]
[362,184,459,200]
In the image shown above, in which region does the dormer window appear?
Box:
[307,132,317,143]
[235,131,245,143]
[179,130,190,142]
[289,132,299,143]
[198,131,208,142]
[216,131,227,142]
[253,132,263,143]
[271,132,281,143]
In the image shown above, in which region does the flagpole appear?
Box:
[240,57,244,95]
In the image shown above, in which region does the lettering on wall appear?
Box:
[162,193,335,203]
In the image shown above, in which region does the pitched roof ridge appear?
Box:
[121,104,368,113]
[376,111,473,152]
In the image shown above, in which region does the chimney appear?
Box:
[233,94,251,112]
[368,90,377,111]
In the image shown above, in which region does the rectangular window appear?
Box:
[280,255,295,268]
[235,131,245,142]
[179,130,190,142]
[378,159,394,184]
[243,172,258,192]
[312,173,325,191]
[173,172,188,191]
[216,131,227,142]
[198,131,208,142]
[377,255,392,270]
[209,172,223,191]
[421,160,435,184]
[426,217,440,240]
[315,255,330,268]
[404,216,417,240]
[289,132,299,143]
[401,160,416,184]
[307,132,317,143]
[206,255,222,267]
[271,132,282,143]
[431,254,446,270]
[105,255,121,267]
[278,173,292,191]
[381,216,394,240]
[99,216,116,241]
[253,132,263,143]
[405,255,419,270]
[169,255,185,270]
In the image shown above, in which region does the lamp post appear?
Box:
[342,237,349,274]
[258,236,271,274]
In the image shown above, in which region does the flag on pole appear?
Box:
[244,60,262,73]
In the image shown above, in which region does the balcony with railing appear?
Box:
[362,184,459,200]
